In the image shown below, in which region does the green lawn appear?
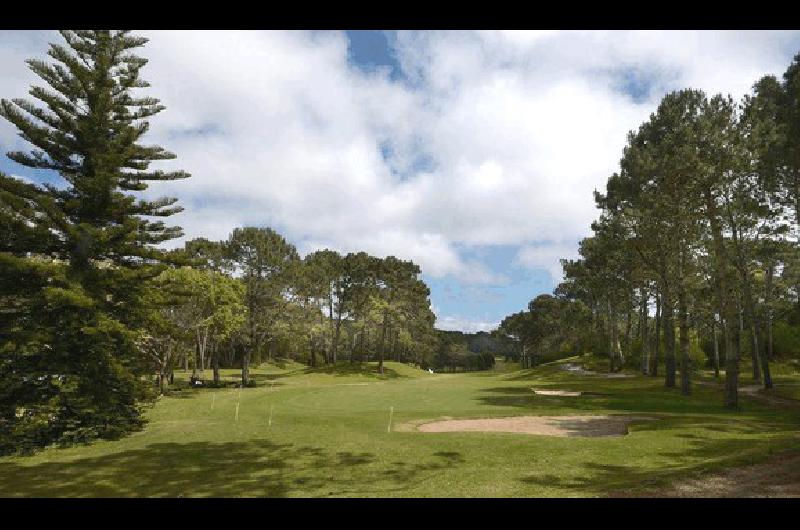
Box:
[1,358,798,497]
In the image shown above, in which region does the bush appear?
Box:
[773,322,800,358]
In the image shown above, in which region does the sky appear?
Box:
[2,30,800,332]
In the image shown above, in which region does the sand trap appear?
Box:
[560,363,634,378]
[414,415,649,437]
[532,389,583,396]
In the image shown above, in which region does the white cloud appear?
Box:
[435,315,498,333]
[2,30,799,329]
[514,241,582,283]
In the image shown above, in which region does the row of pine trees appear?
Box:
[498,52,800,408]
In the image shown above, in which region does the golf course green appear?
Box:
[1,358,798,497]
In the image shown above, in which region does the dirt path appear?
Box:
[409,415,652,437]
[614,451,800,497]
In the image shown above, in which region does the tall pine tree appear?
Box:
[0,30,189,453]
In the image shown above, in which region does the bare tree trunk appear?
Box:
[624,302,633,364]
[764,262,774,389]
[705,189,739,408]
[662,283,676,388]
[200,329,208,374]
[241,351,250,387]
[640,289,650,375]
[677,249,691,395]
[712,317,720,378]
[359,326,366,363]
[608,300,617,373]
[652,290,661,377]
[212,342,220,385]
[332,317,342,365]
[378,312,387,375]
[192,339,200,378]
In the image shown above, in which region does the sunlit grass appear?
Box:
[0,358,797,497]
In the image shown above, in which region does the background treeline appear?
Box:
[497,53,800,408]
[430,330,504,372]
[151,232,440,391]
[0,31,442,455]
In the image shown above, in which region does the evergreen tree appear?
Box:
[0,30,189,452]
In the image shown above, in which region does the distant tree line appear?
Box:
[429,330,499,372]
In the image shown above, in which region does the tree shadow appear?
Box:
[519,437,800,497]
[0,441,465,497]
[303,363,404,379]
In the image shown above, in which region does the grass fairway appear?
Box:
[1,359,798,497]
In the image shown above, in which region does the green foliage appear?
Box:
[0,31,188,453]
[773,322,800,357]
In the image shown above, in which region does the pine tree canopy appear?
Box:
[0,30,189,287]
[0,31,190,453]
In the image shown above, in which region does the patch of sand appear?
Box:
[532,389,583,396]
[616,451,800,497]
[559,363,633,378]
[412,415,651,437]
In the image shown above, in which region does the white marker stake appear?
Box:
[268,404,274,427]
[235,401,240,422]
[387,406,394,433]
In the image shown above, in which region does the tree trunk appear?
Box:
[661,287,676,388]
[200,328,208,374]
[241,350,250,387]
[212,342,220,385]
[378,311,388,374]
[765,263,774,362]
[662,283,676,388]
[729,219,763,384]
[332,317,342,365]
[608,300,617,373]
[712,318,720,378]
[624,302,633,363]
[359,326,366,363]
[192,339,200,378]
[640,289,649,375]
[652,291,661,377]
[705,189,739,408]
[677,254,691,395]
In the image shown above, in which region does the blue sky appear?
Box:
[3,30,800,332]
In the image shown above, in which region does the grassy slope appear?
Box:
[0,359,798,497]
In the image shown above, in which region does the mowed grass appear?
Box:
[1,358,798,497]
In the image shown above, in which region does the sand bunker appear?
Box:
[532,389,583,396]
[560,363,634,378]
[414,415,649,437]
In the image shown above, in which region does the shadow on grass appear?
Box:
[303,362,404,379]
[0,441,466,497]
[518,437,800,497]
